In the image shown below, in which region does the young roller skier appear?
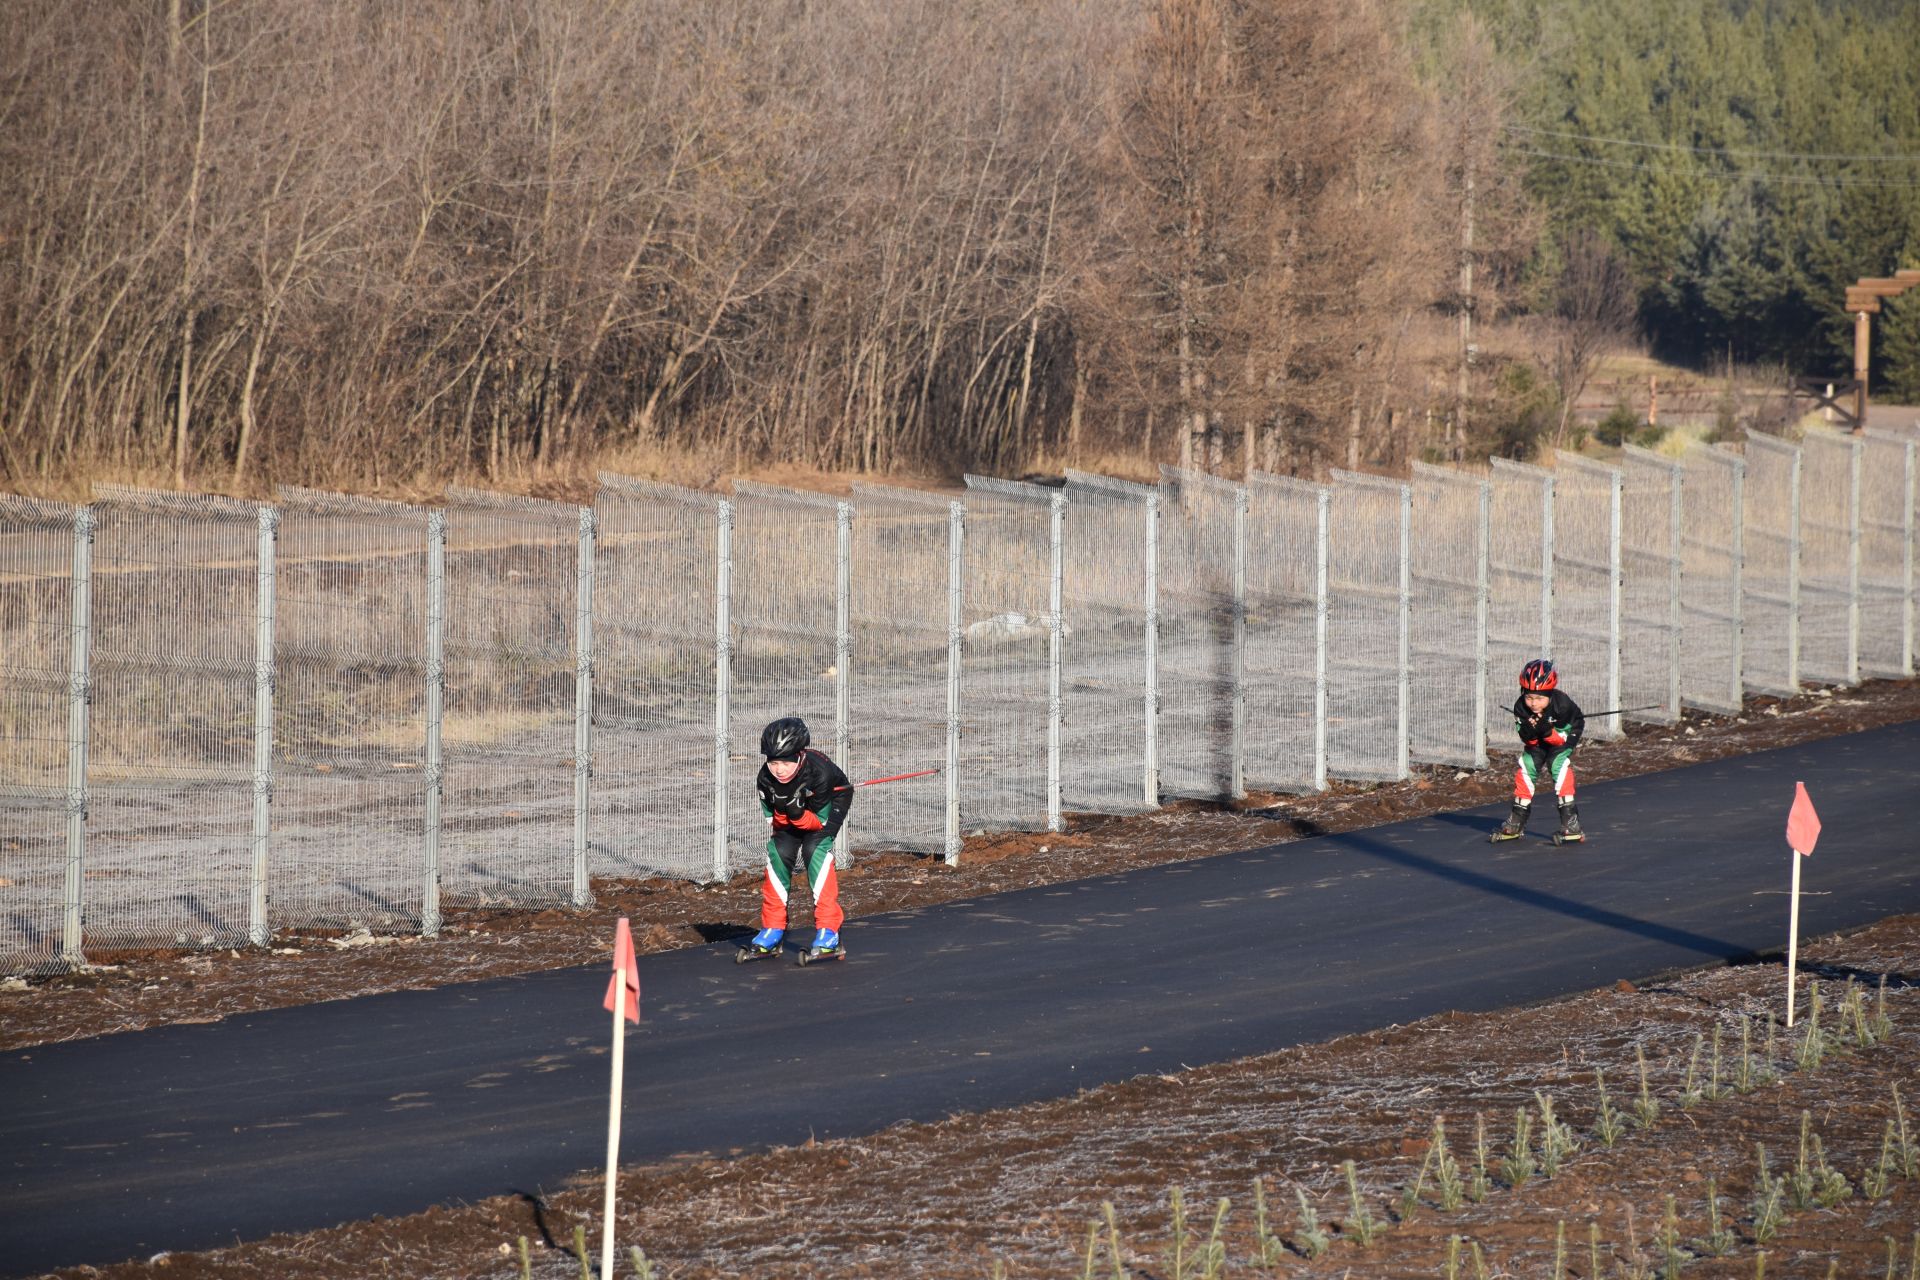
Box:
[1490,659,1587,845]
[742,716,853,962]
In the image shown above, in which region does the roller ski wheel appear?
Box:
[1551,830,1586,847]
[797,946,845,966]
[735,942,782,964]
[1488,825,1524,844]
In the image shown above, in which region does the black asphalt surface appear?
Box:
[5,722,1920,1276]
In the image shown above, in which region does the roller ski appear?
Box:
[797,928,845,967]
[1551,803,1585,847]
[735,928,785,964]
[1489,803,1529,843]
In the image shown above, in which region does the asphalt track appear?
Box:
[5,722,1920,1277]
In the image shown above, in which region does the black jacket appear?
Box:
[756,749,852,837]
[1511,689,1584,752]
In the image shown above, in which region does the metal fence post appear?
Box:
[1230,486,1248,800]
[1787,446,1802,688]
[1472,480,1490,766]
[1395,483,1412,780]
[1667,467,1683,718]
[249,506,278,947]
[1846,438,1861,684]
[713,500,734,884]
[61,506,94,968]
[1901,438,1915,676]
[572,506,595,908]
[422,510,446,938]
[1312,489,1329,791]
[944,501,964,862]
[834,501,853,869]
[1540,474,1555,660]
[1143,493,1160,806]
[1047,491,1065,832]
[1605,470,1623,740]
[1729,458,1746,709]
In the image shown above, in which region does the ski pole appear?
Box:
[831,768,941,793]
[1577,704,1668,719]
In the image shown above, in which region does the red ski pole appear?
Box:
[831,768,940,792]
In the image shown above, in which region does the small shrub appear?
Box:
[1737,1015,1756,1094]
[1501,1107,1537,1188]
[1291,1187,1329,1259]
[1536,1090,1579,1177]
[1796,982,1828,1071]
[1633,1044,1661,1129]
[1594,1068,1626,1147]
[1595,402,1640,446]
[1693,1177,1736,1257]
[1433,1116,1465,1210]
[1469,1113,1492,1203]
[1342,1159,1386,1246]
[1751,1144,1788,1243]
[1632,423,1668,449]
[1895,1083,1917,1178]
[1657,1194,1692,1280]
[1677,1034,1704,1110]
[1250,1179,1284,1271]
[1865,1121,1898,1199]
[1874,974,1895,1041]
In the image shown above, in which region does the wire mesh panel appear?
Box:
[1409,464,1486,767]
[86,487,260,951]
[439,489,580,907]
[1798,431,1860,686]
[728,483,844,871]
[0,496,80,972]
[1619,447,1681,723]
[1486,459,1552,740]
[960,477,1056,831]
[591,477,719,881]
[1858,430,1914,678]
[1156,466,1242,800]
[1679,446,1743,714]
[271,489,430,933]
[1741,432,1800,697]
[1243,472,1324,792]
[848,484,953,852]
[1327,471,1409,782]
[1059,471,1154,815]
[1550,453,1622,739]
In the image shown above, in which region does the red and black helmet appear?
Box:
[1519,659,1557,692]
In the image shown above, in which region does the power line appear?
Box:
[1508,146,1920,190]
[1505,124,1920,165]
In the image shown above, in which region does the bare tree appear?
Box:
[1549,229,1638,444]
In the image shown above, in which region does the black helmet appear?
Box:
[760,716,810,760]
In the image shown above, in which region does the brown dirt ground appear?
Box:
[15,677,1920,1279]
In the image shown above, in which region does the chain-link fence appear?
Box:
[272,488,430,934]
[1678,447,1743,715]
[0,496,83,971]
[1327,470,1409,782]
[1244,472,1325,792]
[1486,459,1552,741]
[1550,453,1623,738]
[439,488,584,908]
[591,476,718,882]
[13,438,1920,971]
[86,486,260,951]
[1857,431,1914,679]
[960,477,1060,831]
[1798,431,1861,686]
[728,483,848,871]
[1409,464,1487,768]
[1059,471,1155,815]
[1619,446,1682,723]
[1740,432,1800,697]
[848,484,956,855]
[1156,466,1244,800]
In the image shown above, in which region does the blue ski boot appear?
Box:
[735,927,784,964]
[799,928,845,966]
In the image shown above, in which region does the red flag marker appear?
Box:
[603,917,640,1023]
[1786,782,1822,856]
[1783,783,1821,1027]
